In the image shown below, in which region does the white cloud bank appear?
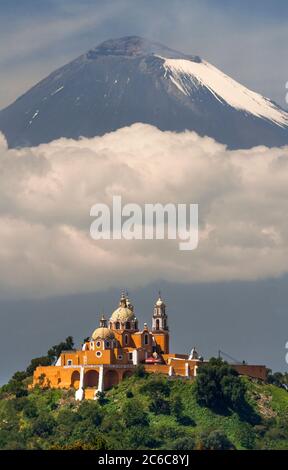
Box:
[0,123,288,299]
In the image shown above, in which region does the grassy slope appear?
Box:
[104,374,288,450]
[0,374,288,450]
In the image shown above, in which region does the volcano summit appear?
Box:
[1,35,288,149]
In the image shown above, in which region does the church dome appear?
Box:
[91,327,115,340]
[110,306,134,322]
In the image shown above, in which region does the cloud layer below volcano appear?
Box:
[1,123,288,299]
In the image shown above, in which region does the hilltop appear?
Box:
[0,358,288,450]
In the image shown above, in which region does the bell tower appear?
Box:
[152,293,169,354]
[152,293,168,332]
[99,315,107,328]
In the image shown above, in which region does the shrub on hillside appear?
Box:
[1,376,28,398]
[126,426,159,449]
[122,398,149,427]
[198,430,235,450]
[267,370,288,389]
[95,391,106,405]
[155,425,182,441]
[149,396,170,415]
[195,358,246,410]
[170,394,184,420]
[56,409,81,427]
[140,377,170,398]
[31,413,56,438]
[50,434,108,450]
[233,423,256,449]
[77,401,103,426]
[170,436,196,450]
[22,400,38,419]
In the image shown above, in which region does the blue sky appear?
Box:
[0,0,288,109]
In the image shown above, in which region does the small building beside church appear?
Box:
[32,292,268,400]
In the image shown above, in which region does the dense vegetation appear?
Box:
[0,341,288,450]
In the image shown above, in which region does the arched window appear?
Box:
[116,322,120,330]
[126,321,131,330]
[156,319,160,330]
[124,334,128,345]
[144,334,149,345]
[135,321,138,329]
[105,341,110,348]
[109,322,113,329]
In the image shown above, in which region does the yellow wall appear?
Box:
[31,324,267,397]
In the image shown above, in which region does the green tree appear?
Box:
[170,394,184,419]
[170,436,195,450]
[235,424,256,449]
[122,399,149,427]
[56,409,81,427]
[78,401,103,426]
[26,357,52,376]
[221,374,246,408]
[95,391,106,405]
[11,371,29,382]
[126,426,158,449]
[25,337,75,376]
[32,413,56,438]
[23,400,38,419]
[195,358,246,410]
[47,336,74,362]
[149,396,170,415]
[1,376,28,398]
[140,377,170,397]
[199,430,234,450]
[267,370,288,389]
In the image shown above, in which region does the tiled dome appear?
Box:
[91,327,115,340]
[110,307,134,322]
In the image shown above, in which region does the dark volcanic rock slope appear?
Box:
[1,36,288,149]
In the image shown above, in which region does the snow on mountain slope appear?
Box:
[1,36,288,149]
[161,57,288,128]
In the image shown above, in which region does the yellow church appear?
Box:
[32,292,267,400]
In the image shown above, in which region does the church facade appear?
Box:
[32,293,268,400]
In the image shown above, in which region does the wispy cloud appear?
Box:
[0,2,128,65]
[0,1,287,109]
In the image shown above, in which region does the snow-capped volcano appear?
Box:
[161,57,288,128]
[1,35,288,149]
